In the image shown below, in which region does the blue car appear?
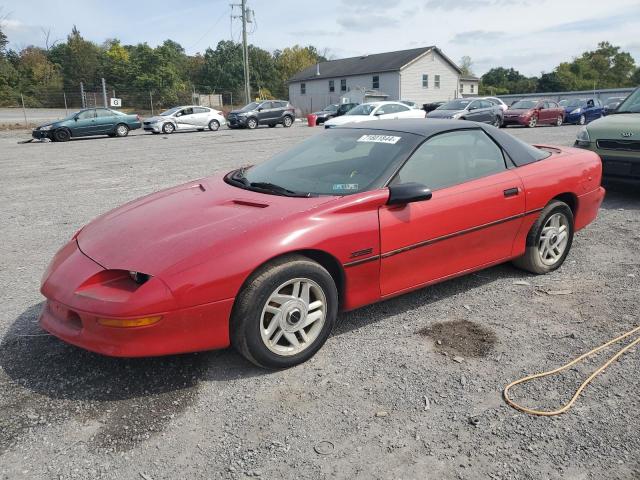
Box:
[559,98,603,125]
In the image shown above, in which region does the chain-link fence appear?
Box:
[1,82,235,126]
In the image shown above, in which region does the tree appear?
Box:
[274,45,325,98]
[459,56,473,76]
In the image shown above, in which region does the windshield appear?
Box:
[160,107,181,116]
[346,104,377,116]
[323,104,338,113]
[239,102,260,112]
[228,129,422,196]
[614,88,640,113]
[564,99,585,108]
[510,100,538,109]
[437,99,471,110]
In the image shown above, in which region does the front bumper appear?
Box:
[502,116,528,126]
[39,240,234,357]
[143,123,163,133]
[575,141,640,182]
[227,115,249,127]
[32,129,53,139]
[564,112,582,124]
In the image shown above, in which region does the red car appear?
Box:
[39,120,604,368]
[502,99,565,128]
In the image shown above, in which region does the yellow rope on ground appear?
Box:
[503,325,640,416]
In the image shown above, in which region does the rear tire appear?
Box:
[555,115,563,126]
[53,129,71,142]
[512,200,574,274]
[282,115,293,128]
[115,124,129,137]
[208,119,220,131]
[231,255,338,369]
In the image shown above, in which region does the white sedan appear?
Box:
[143,106,226,134]
[324,101,426,128]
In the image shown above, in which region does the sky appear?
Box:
[2,0,640,77]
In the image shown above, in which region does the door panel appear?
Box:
[380,170,525,296]
[73,109,97,136]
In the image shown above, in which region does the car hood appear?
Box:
[229,109,251,115]
[325,115,373,126]
[313,110,334,116]
[77,174,336,277]
[585,113,640,137]
[505,109,531,115]
[427,109,462,118]
[564,106,583,113]
[144,115,169,123]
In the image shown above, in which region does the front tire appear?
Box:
[578,114,586,125]
[231,255,338,369]
[512,200,574,274]
[247,117,258,129]
[282,115,293,128]
[53,128,71,142]
[527,115,538,128]
[555,115,563,126]
[162,122,175,134]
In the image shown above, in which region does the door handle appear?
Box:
[503,187,519,197]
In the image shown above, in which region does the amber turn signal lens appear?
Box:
[97,316,162,328]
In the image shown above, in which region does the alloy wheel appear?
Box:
[116,125,128,137]
[528,116,537,128]
[259,278,326,356]
[538,213,570,266]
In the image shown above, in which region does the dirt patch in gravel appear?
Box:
[419,319,497,357]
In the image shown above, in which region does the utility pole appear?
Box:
[232,0,253,104]
[101,77,108,108]
[80,82,86,108]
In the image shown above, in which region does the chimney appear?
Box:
[316,63,320,76]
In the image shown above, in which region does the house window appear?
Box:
[340,79,347,92]
[470,84,474,93]
[329,80,334,93]
[460,83,464,93]
[372,75,379,89]
[422,74,429,88]
[301,83,306,95]
[434,75,440,88]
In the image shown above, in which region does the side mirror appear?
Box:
[73,115,79,121]
[257,107,263,112]
[387,182,432,206]
[374,111,383,116]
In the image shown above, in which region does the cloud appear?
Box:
[340,0,403,12]
[423,0,531,10]
[541,9,640,33]
[336,14,400,31]
[451,30,505,44]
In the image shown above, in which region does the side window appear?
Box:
[434,75,441,88]
[95,109,113,118]
[77,110,95,120]
[194,107,209,114]
[181,107,194,116]
[470,84,475,93]
[392,130,506,190]
[375,105,388,115]
[340,79,347,92]
[422,74,429,88]
[390,104,409,113]
[547,101,557,109]
[372,75,379,89]
[468,101,480,110]
[480,100,492,108]
[460,83,464,93]
[587,99,594,108]
[261,102,273,109]
[329,80,335,93]
[300,83,306,95]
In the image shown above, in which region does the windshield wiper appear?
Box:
[249,182,311,197]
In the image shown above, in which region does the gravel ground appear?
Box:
[0,122,638,480]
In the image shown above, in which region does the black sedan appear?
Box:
[312,104,339,125]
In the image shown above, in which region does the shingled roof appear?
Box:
[288,46,461,83]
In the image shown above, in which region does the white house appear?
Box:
[288,46,471,114]
[459,75,480,97]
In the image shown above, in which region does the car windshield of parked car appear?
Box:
[324,104,338,113]
[565,99,584,108]
[160,107,181,116]
[239,102,260,112]
[613,89,640,113]
[345,104,377,116]
[437,99,471,110]
[228,129,422,196]
[511,100,537,109]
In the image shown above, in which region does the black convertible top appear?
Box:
[337,119,548,166]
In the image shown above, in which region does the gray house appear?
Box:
[288,46,465,114]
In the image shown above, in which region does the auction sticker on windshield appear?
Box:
[357,134,401,144]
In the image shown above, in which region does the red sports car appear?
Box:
[502,99,565,128]
[39,120,604,368]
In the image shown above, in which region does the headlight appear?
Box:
[575,126,590,146]
[451,112,463,119]
[570,108,581,114]
[40,125,53,131]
